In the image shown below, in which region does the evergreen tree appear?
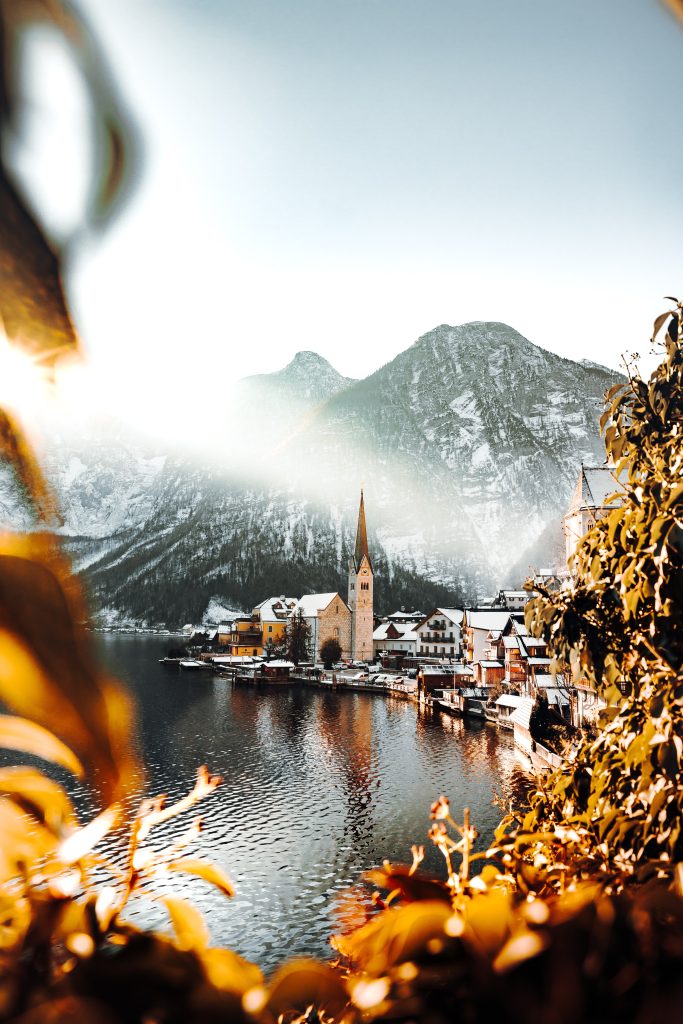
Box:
[320,637,342,669]
[284,610,312,665]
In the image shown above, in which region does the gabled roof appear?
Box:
[374,622,417,641]
[464,610,512,632]
[496,694,525,709]
[567,465,623,514]
[296,593,344,617]
[254,596,298,621]
[509,696,534,729]
[374,625,418,642]
[416,607,464,629]
[535,672,567,687]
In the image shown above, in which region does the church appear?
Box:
[347,490,374,662]
[291,491,374,662]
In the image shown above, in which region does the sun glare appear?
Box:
[0,337,47,415]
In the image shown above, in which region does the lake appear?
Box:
[97,634,527,973]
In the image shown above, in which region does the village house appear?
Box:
[563,464,622,563]
[415,608,463,659]
[461,609,517,665]
[494,589,531,611]
[253,596,298,653]
[294,592,352,662]
[227,617,265,658]
[372,621,418,662]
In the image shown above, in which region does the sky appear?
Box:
[7,0,683,440]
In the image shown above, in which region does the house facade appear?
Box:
[415,608,463,659]
[228,617,265,657]
[372,621,418,660]
[253,596,298,653]
[461,609,514,665]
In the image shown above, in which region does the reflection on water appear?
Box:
[98,635,530,971]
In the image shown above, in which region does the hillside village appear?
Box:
[174,464,621,767]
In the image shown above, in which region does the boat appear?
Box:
[179,659,208,671]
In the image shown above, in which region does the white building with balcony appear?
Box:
[415,608,463,659]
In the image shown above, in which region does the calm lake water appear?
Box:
[97,635,528,972]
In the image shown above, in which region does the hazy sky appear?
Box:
[10,0,683,437]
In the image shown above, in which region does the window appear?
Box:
[334,627,339,639]
[268,625,272,632]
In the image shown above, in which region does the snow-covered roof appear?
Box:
[509,696,534,729]
[479,660,503,668]
[373,623,418,642]
[264,660,295,668]
[528,656,552,666]
[496,694,525,709]
[465,610,512,631]
[387,610,424,620]
[436,608,464,625]
[417,607,464,629]
[545,688,570,707]
[535,673,567,687]
[567,465,623,514]
[503,636,519,649]
[255,596,298,621]
[296,593,340,617]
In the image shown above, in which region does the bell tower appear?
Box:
[348,490,374,662]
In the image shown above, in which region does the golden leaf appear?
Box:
[0,796,57,883]
[0,715,82,777]
[161,895,210,951]
[58,805,120,865]
[0,765,77,833]
[201,948,263,996]
[331,901,453,973]
[662,0,683,24]
[166,858,234,898]
[0,536,140,804]
[266,959,348,1017]
[0,0,138,364]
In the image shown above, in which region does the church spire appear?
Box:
[354,490,371,571]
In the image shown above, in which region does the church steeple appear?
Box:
[348,489,374,662]
[353,489,372,572]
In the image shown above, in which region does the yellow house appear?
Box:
[229,617,264,657]
[253,596,298,653]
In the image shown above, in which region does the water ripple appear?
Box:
[92,636,531,972]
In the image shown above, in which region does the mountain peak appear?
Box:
[283,350,340,374]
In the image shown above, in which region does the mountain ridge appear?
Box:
[0,321,622,625]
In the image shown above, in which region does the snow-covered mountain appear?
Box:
[0,324,621,626]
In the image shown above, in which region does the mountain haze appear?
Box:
[0,323,621,626]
